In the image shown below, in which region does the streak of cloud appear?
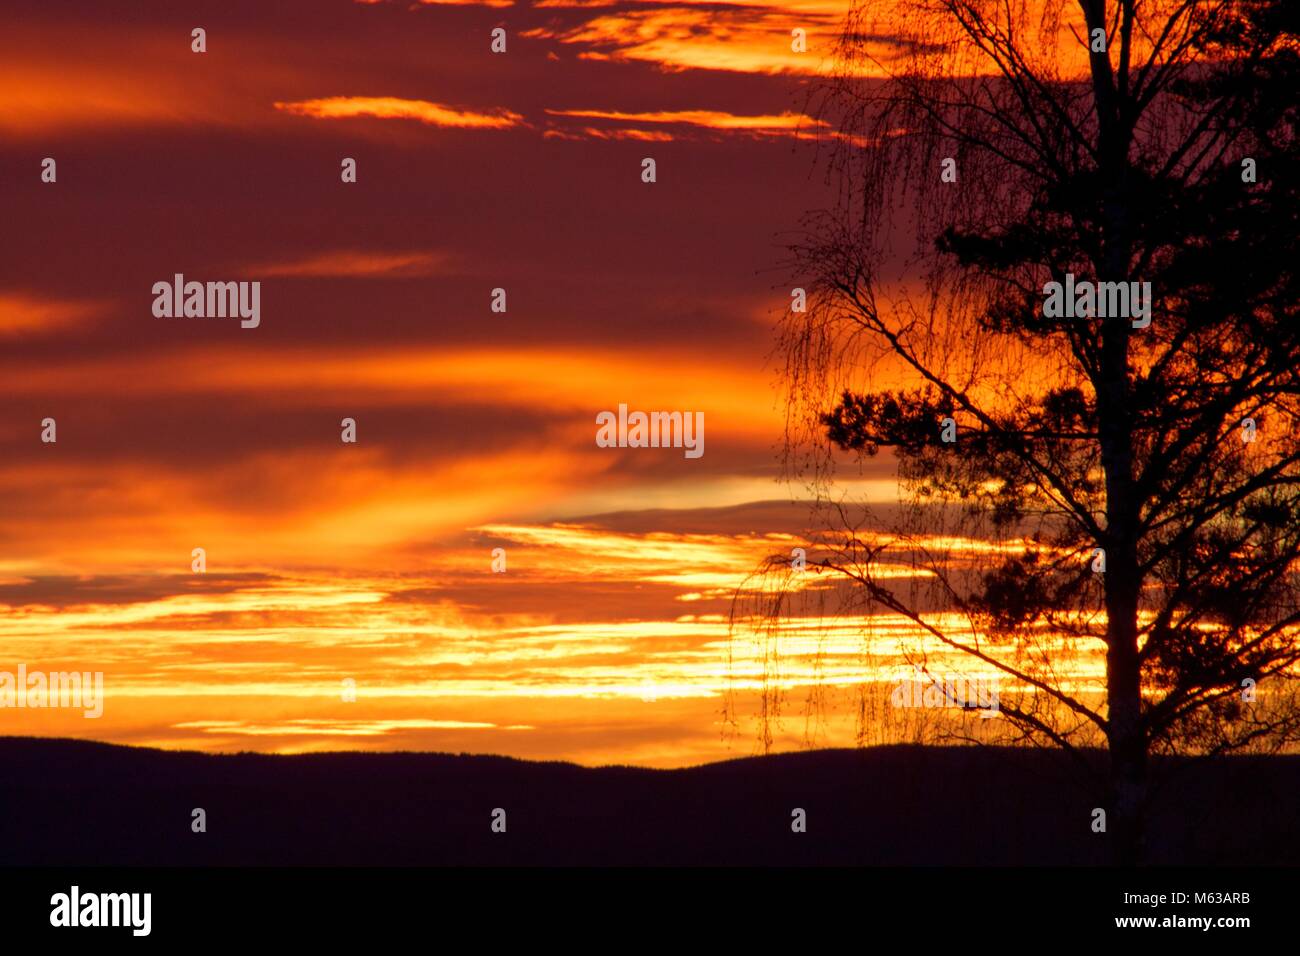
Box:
[274,96,525,129]
[249,250,453,278]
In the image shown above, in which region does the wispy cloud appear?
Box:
[0,512,1097,762]
[547,107,829,140]
[249,250,453,278]
[524,7,842,76]
[0,293,105,337]
[274,96,525,129]
[545,125,676,142]
[174,718,533,736]
[357,0,514,7]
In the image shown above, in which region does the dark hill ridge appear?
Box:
[0,738,1295,865]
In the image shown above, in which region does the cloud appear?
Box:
[274,96,525,129]
[524,7,843,76]
[0,509,1079,762]
[547,107,829,140]
[172,719,532,736]
[0,573,279,610]
[0,345,779,421]
[0,60,220,135]
[248,250,453,278]
[547,125,675,142]
[0,293,105,337]
[358,0,514,7]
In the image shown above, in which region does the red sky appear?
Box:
[1,0,1108,765]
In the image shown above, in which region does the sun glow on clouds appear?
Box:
[0,331,791,573]
[3,346,779,426]
[546,108,830,140]
[174,719,534,736]
[524,8,845,76]
[0,293,104,337]
[274,96,524,129]
[1,512,1106,761]
[275,100,828,143]
[549,108,818,129]
[524,0,1114,79]
[544,126,676,142]
[0,0,1123,768]
[0,59,221,134]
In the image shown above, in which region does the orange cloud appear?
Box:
[0,446,593,570]
[534,0,846,11]
[274,96,524,129]
[248,250,453,278]
[548,107,829,139]
[527,1,1107,79]
[0,29,320,135]
[0,512,1105,763]
[0,64,220,135]
[0,293,104,337]
[174,719,533,736]
[574,125,676,142]
[524,8,844,76]
[357,0,514,7]
[1,345,778,420]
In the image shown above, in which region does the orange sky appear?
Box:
[0,0,1114,765]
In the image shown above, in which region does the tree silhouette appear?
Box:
[770,0,1300,863]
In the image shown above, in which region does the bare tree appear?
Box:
[762,0,1300,863]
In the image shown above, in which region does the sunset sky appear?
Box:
[0,0,1111,766]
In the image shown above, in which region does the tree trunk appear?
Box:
[1089,0,1147,864]
[1099,360,1146,864]
[1104,570,1146,865]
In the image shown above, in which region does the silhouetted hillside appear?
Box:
[1,738,1295,865]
